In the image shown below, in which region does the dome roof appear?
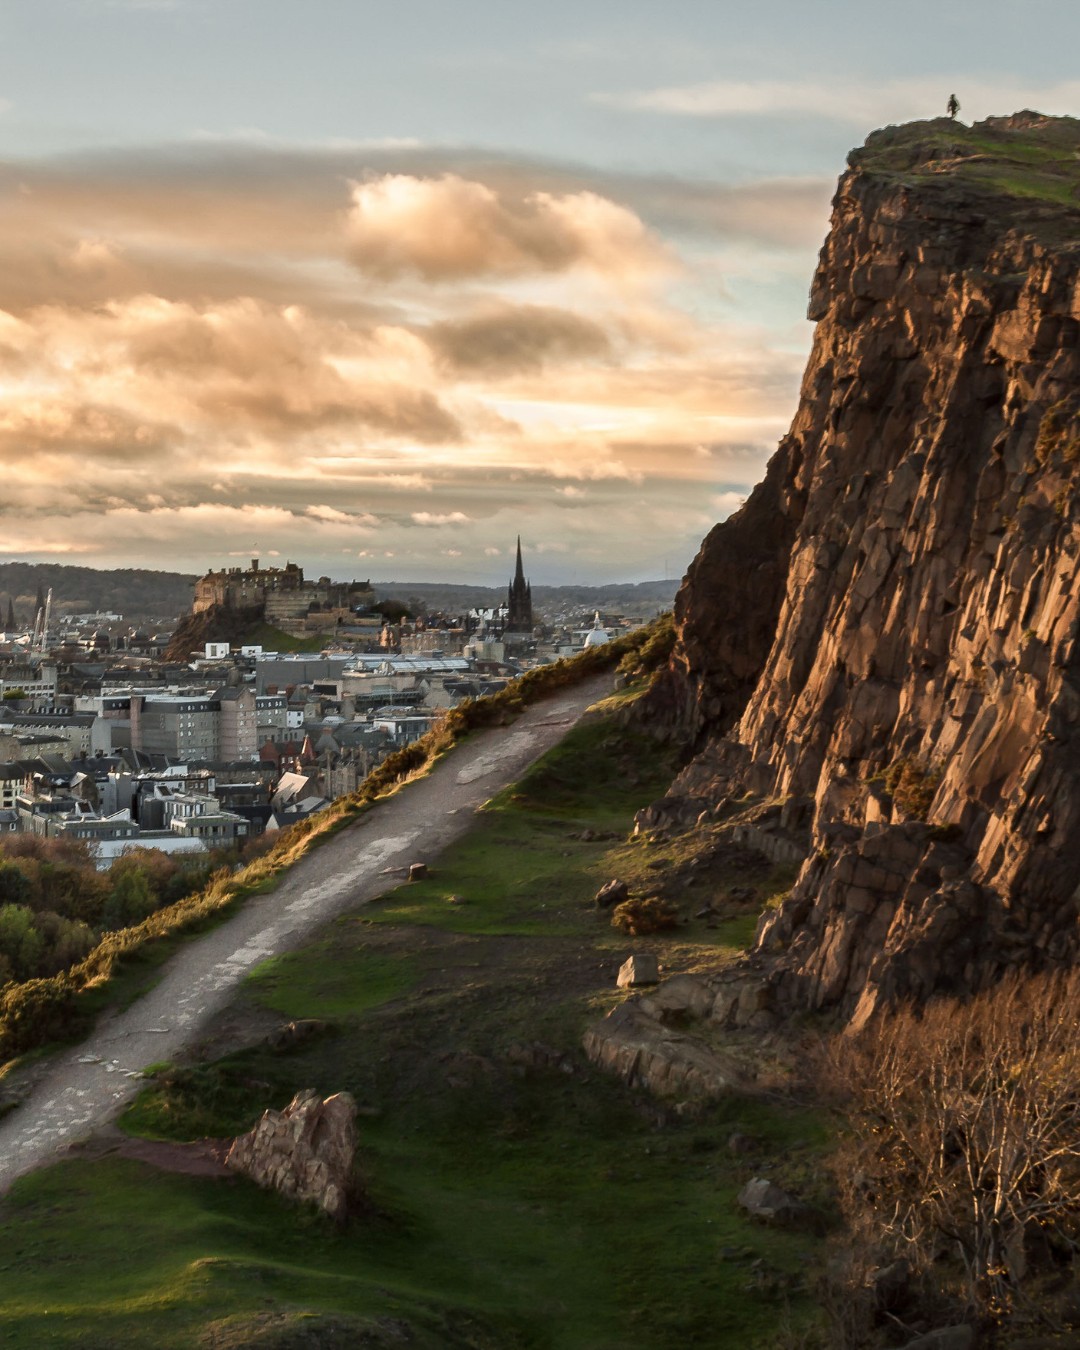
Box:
[583,626,610,648]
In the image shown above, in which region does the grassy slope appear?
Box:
[851,114,1080,231]
[239,620,333,653]
[0,690,829,1349]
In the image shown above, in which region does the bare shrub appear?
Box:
[823,969,1080,1327]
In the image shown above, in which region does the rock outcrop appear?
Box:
[226,1089,358,1221]
[650,113,1080,1021]
[583,999,745,1098]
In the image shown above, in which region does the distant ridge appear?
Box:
[0,561,677,626]
[0,562,196,621]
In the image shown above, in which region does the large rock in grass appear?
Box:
[595,878,629,909]
[737,1177,802,1222]
[617,953,660,987]
[225,1089,357,1221]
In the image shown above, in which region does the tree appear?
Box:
[103,865,158,930]
[825,970,1080,1325]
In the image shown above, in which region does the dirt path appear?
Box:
[0,675,614,1193]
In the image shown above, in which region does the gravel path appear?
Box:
[0,676,613,1192]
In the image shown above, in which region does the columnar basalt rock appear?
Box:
[652,114,1080,1020]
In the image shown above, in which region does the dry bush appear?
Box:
[882,757,942,820]
[610,896,678,936]
[823,969,1080,1329]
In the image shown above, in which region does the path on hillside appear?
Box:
[0,675,614,1193]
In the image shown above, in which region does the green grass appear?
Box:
[0,696,831,1349]
[247,938,421,1019]
[241,620,334,652]
[852,114,1080,222]
[0,1072,828,1348]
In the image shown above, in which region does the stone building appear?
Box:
[192,559,374,630]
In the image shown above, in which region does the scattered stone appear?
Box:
[226,1089,358,1222]
[869,1257,911,1310]
[637,973,715,1021]
[408,862,428,882]
[897,1328,975,1350]
[617,953,660,987]
[727,1131,758,1155]
[736,1177,802,1222]
[504,1041,574,1075]
[445,893,467,905]
[594,878,629,909]
[265,1019,329,1052]
[441,1050,496,1089]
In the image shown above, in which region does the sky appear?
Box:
[2,1,1080,586]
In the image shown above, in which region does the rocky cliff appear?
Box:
[652,112,1080,1024]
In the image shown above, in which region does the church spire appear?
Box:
[506,536,533,633]
[514,535,526,586]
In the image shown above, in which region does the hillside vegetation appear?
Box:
[0,689,829,1349]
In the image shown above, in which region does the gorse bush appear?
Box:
[882,756,942,820]
[610,896,679,936]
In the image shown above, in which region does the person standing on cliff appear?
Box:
[947,93,960,119]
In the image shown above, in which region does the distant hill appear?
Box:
[371,579,679,619]
[0,563,196,622]
[0,563,679,627]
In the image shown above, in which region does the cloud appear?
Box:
[3,295,462,444]
[595,76,1080,129]
[0,137,824,582]
[305,505,380,527]
[410,511,471,526]
[345,173,670,282]
[428,302,612,374]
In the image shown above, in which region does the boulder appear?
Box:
[869,1257,911,1311]
[637,973,715,1021]
[226,1089,358,1222]
[897,1328,975,1350]
[617,953,660,987]
[595,878,629,909]
[736,1177,802,1222]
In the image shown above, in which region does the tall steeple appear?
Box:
[506,535,533,633]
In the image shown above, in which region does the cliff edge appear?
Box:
[650,112,1080,1024]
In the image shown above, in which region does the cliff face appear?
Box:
[657,113,1080,1023]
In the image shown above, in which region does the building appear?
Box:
[192,559,374,628]
[214,686,258,761]
[506,537,533,633]
[0,661,58,706]
[130,695,221,760]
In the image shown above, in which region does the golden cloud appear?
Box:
[345,173,671,282]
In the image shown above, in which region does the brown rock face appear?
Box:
[226,1089,358,1220]
[657,115,1080,1021]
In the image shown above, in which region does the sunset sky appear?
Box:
[2,0,1079,584]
